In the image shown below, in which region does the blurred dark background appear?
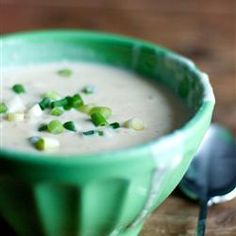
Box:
[1,0,236,235]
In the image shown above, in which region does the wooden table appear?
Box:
[1,0,235,235]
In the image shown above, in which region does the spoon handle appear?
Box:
[197,200,208,236]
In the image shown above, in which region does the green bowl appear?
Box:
[0,30,215,236]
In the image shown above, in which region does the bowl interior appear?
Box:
[3,30,204,112]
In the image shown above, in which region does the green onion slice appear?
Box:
[71,94,84,109]
[124,118,145,131]
[82,130,95,136]
[63,121,77,132]
[6,112,24,122]
[97,130,104,136]
[29,136,43,150]
[47,120,64,134]
[91,112,108,127]
[50,98,67,109]
[81,85,95,95]
[29,136,60,151]
[38,123,48,132]
[109,122,120,129]
[39,97,51,110]
[12,84,26,94]
[0,102,8,114]
[82,130,104,136]
[57,68,72,77]
[89,106,112,119]
[51,94,84,110]
[51,107,64,116]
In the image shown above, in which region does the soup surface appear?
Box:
[0,62,190,155]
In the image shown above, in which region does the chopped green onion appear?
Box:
[63,121,77,132]
[124,118,145,131]
[0,102,8,114]
[33,138,45,151]
[63,96,73,110]
[82,130,104,136]
[43,91,60,100]
[29,136,43,150]
[47,120,64,134]
[91,112,108,127]
[6,112,24,121]
[71,94,84,109]
[57,68,72,77]
[50,94,84,110]
[109,122,120,129]
[29,136,41,144]
[50,98,68,109]
[82,130,95,136]
[29,136,60,151]
[39,97,51,110]
[51,107,64,116]
[38,123,48,132]
[97,130,104,136]
[81,85,95,95]
[12,84,26,94]
[78,103,95,114]
[89,106,112,119]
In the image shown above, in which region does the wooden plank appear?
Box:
[2,0,236,14]
[142,195,236,235]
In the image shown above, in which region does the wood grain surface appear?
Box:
[1,0,235,235]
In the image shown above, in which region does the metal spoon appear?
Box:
[179,124,236,236]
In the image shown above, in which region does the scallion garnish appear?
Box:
[12,84,26,94]
[97,130,104,136]
[109,122,120,129]
[0,102,8,114]
[6,112,24,121]
[50,98,68,109]
[29,136,60,151]
[47,120,64,134]
[89,106,112,119]
[39,97,51,110]
[63,96,73,110]
[29,136,43,150]
[51,107,64,116]
[82,130,95,136]
[91,112,108,127]
[63,121,77,132]
[81,85,95,95]
[82,130,104,136]
[124,118,145,131]
[38,123,48,132]
[57,68,72,77]
[50,94,84,110]
[71,94,84,109]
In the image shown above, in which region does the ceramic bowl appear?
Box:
[0,30,215,236]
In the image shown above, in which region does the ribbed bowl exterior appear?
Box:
[0,152,195,236]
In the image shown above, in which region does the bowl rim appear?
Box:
[0,29,215,164]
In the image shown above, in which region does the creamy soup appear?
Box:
[0,62,190,155]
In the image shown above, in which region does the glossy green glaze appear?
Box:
[0,30,215,236]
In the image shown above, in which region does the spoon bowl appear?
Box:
[179,124,236,235]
